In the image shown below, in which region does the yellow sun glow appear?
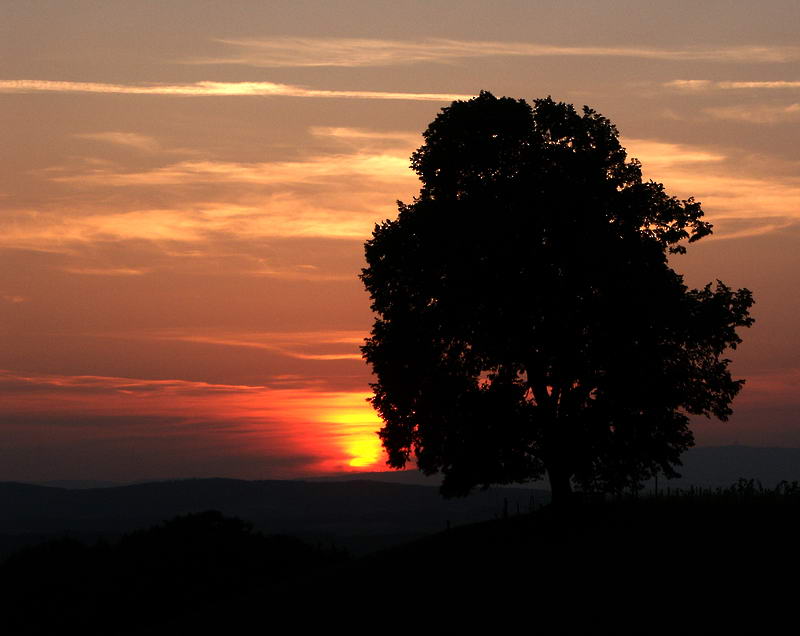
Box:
[324,403,384,469]
[346,435,382,467]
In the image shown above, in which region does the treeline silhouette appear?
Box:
[1,510,345,634]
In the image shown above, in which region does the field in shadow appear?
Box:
[2,480,798,633]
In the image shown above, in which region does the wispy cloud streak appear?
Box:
[195,37,800,67]
[73,132,160,152]
[705,103,800,123]
[622,138,726,167]
[0,369,264,396]
[49,155,410,186]
[666,80,800,90]
[0,79,471,102]
[124,329,366,361]
[662,81,800,122]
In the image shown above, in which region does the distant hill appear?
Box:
[0,478,545,557]
[4,445,797,557]
[26,444,800,493]
[656,445,800,489]
[37,479,123,489]
[313,445,800,490]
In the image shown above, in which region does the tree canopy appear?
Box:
[360,91,754,501]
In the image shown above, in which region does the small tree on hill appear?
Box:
[360,91,754,502]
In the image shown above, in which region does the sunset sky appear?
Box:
[1,1,798,483]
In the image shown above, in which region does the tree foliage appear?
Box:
[361,91,754,500]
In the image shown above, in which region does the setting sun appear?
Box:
[320,394,385,469]
[346,437,382,468]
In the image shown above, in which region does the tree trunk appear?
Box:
[547,465,573,508]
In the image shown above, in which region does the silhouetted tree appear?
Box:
[361,92,754,502]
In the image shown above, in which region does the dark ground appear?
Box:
[3,481,798,634]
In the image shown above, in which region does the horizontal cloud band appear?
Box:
[197,37,800,67]
[0,79,472,101]
[666,80,800,90]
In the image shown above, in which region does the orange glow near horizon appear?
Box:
[196,386,390,475]
[0,370,388,479]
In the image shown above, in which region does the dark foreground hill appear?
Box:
[0,510,345,635]
[165,484,800,633]
[0,478,546,557]
[4,485,798,635]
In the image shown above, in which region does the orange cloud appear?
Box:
[0,127,419,251]
[49,154,410,187]
[622,137,800,239]
[3,130,796,254]
[62,266,151,276]
[310,126,421,146]
[622,138,726,167]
